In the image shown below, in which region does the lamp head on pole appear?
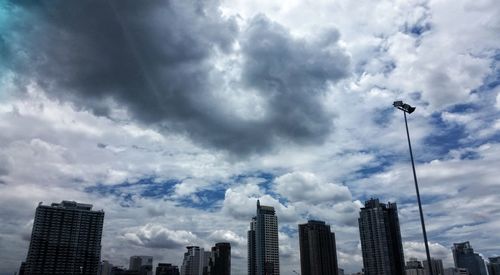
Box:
[393,101,416,114]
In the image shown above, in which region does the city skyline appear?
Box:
[1,0,500,274]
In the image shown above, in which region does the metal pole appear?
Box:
[403,111,434,275]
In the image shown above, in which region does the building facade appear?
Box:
[423,258,444,275]
[248,200,279,275]
[452,242,487,275]
[488,257,500,275]
[156,263,180,275]
[358,198,405,275]
[98,260,114,275]
[209,242,231,275]
[443,268,469,275]
[406,258,425,275]
[130,256,153,275]
[298,220,339,275]
[181,246,211,275]
[24,201,104,274]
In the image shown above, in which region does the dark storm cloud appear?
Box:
[2,1,350,155]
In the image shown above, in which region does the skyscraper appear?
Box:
[248,200,279,275]
[298,220,339,275]
[181,246,210,275]
[452,242,488,275]
[488,256,500,275]
[24,200,104,274]
[423,258,444,275]
[210,242,231,275]
[358,198,405,275]
[248,217,257,275]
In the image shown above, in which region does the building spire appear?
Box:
[257,199,260,208]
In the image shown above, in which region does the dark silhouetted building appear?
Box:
[130,256,153,275]
[24,201,104,274]
[209,242,231,275]
[156,263,180,275]
[423,258,444,275]
[358,198,405,275]
[248,200,279,275]
[18,262,26,275]
[248,217,257,275]
[488,256,500,275]
[452,242,487,275]
[443,267,469,275]
[298,220,339,275]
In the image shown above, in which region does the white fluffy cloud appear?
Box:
[274,171,352,203]
[123,224,197,249]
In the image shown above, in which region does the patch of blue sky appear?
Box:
[423,113,468,158]
[372,107,395,128]
[84,177,180,201]
[350,152,400,181]
[280,224,298,236]
[174,188,226,211]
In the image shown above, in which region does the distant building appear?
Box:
[452,242,487,275]
[298,220,339,275]
[423,258,444,275]
[24,201,104,274]
[488,257,500,275]
[181,246,211,275]
[358,198,405,275]
[248,200,279,275]
[406,258,425,275]
[99,260,114,275]
[130,256,153,275]
[156,263,180,275]
[248,217,257,275]
[443,267,469,275]
[209,242,231,275]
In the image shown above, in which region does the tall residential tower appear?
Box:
[298,220,339,275]
[452,242,488,275]
[24,201,104,274]
[358,198,405,275]
[248,200,279,275]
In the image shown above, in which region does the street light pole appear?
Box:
[394,101,433,275]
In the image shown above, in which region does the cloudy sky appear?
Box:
[0,0,499,273]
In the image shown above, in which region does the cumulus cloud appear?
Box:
[123,224,197,249]
[274,171,352,203]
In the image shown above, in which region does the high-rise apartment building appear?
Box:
[452,242,487,275]
[298,220,339,275]
[156,263,180,275]
[423,258,444,275]
[358,198,405,275]
[181,246,211,275]
[488,257,500,275]
[209,242,231,275]
[248,200,279,275]
[24,201,104,274]
[248,217,257,275]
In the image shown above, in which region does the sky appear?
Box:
[0,0,499,274]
